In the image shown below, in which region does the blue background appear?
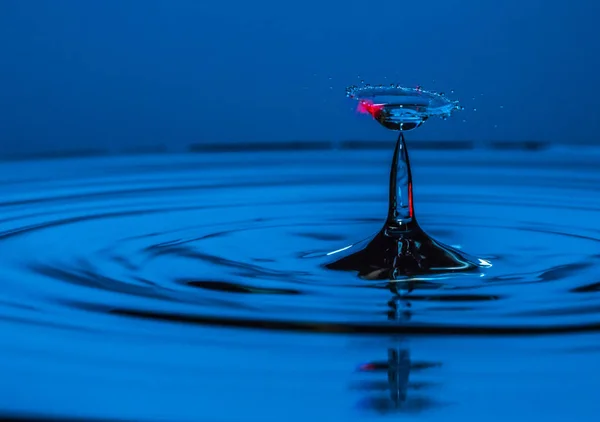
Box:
[1,0,598,154]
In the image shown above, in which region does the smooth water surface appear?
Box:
[1,143,600,421]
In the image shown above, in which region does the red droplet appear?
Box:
[357,100,383,117]
[408,181,414,218]
[358,363,377,371]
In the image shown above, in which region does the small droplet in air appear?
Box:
[473,108,477,112]
[500,105,504,109]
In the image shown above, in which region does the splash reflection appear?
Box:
[353,296,442,414]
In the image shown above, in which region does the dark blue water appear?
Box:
[1,143,600,421]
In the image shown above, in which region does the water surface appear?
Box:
[1,143,599,421]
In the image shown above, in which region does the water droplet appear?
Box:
[473,108,477,112]
[462,119,467,123]
[494,124,498,128]
[451,90,455,94]
[500,105,504,109]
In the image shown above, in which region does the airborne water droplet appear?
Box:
[473,108,477,112]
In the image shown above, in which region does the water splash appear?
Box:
[325,132,491,283]
[346,84,463,131]
[326,84,488,283]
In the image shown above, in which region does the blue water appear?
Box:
[1,143,600,421]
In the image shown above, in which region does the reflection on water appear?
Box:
[355,346,441,414]
[354,296,442,414]
[1,143,600,420]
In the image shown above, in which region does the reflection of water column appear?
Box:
[387,132,414,230]
[388,297,411,406]
[387,347,411,405]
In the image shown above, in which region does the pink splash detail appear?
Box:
[357,100,384,118]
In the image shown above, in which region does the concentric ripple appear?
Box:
[1,145,599,335]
